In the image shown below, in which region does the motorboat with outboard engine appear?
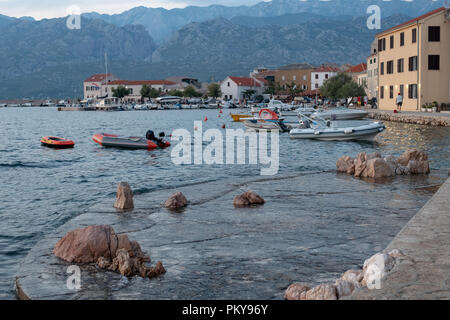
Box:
[93,132,170,150]
[289,113,385,141]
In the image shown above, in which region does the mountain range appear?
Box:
[0,0,445,99]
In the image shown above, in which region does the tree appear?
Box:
[286,82,304,100]
[321,72,366,99]
[140,85,160,99]
[183,85,201,98]
[242,89,256,100]
[207,83,222,98]
[167,89,184,97]
[112,85,130,99]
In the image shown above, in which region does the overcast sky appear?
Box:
[0,0,268,19]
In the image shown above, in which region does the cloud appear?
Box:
[0,0,265,20]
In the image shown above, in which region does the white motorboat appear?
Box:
[311,108,368,120]
[289,113,385,141]
[134,104,148,110]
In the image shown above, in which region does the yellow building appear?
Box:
[376,7,450,111]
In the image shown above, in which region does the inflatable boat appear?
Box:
[40,136,75,149]
[311,109,368,120]
[92,133,170,150]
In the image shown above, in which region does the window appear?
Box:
[315,83,319,89]
[428,55,440,70]
[399,84,404,98]
[230,95,233,99]
[293,75,296,81]
[408,84,418,99]
[389,86,394,99]
[380,86,384,99]
[400,32,405,46]
[227,82,230,87]
[374,58,376,63]
[325,74,329,79]
[412,28,417,43]
[302,85,307,90]
[390,35,394,49]
[387,61,394,74]
[281,75,285,81]
[86,86,90,91]
[315,74,319,79]
[380,62,384,75]
[303,75,307,80]
[408,56,418,71]
[378,38,386,51]
[397,58,404,73]
[370,59,372,64]
[428,26,440,42]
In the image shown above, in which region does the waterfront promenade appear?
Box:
[366,109,450,127]
[349,176,450,299]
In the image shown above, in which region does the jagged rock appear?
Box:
[97,257,111,269]
[300,284,338,300]
[340,270,363,287]
[54,225,118,263]
[233,191,265,207]
[362,158,395,179]
[54,225,163,279]
[336,156,355,175]
[395,165,410,175]
[334,280,355,299]
[407,160,430,174]
[284,283,311,300]
[354,153,367,177]
[388,249,404,259]
[397,150,428,166]
[367,152,382,160]
[384,155,398,172]
[164,192,188,210]
[114,182,134,210]
[361,253,395,288]
[147,261,166,279]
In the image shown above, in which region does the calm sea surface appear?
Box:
[0,107,449,299]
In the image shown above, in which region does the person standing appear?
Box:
[396,92,403,112]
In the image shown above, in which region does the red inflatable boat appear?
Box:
[40,136,75,149]
[92,133,170,150]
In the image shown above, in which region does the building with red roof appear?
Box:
[220,76,267,101]
[375,6,449,111]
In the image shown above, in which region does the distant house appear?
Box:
[366,53,379,99]
[311,65,340,90]
[105,80,178,102]
[273,63,315,91]
[165,76,201,89]
[83,74,119,100]
[220,76,266,101]
[346,63,368,83]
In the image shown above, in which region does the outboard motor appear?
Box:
[159,132,165,138]
[146,130,156,141]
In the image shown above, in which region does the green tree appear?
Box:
[207,83,222,98]
[112,85,130,99]
[321,73,366,99]
[286,82,304,100]
[167,89,184,97]
[140,84,152,100]
[183,85,201,97]
[242,89,256,100]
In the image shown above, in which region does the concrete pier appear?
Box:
[367,110,450,127]
[349,177,450,299]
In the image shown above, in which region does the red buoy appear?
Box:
[204,116,208,122]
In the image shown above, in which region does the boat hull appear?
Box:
[230,114,252,122]
[289,123,385,141]
[40,136,75,149]
[93,133,161,150]
[311,110,368,120]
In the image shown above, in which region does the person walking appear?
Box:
[396,92,403,112]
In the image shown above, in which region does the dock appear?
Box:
[367,109,450,127]
[348,176,450,299]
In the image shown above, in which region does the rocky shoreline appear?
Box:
[14,170,446,300]
[367,111,450,127]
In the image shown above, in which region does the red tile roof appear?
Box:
[377,7,445,36]
[346,63,367,74]
[255,78,269,85]
[229,76,262,87]
[108,80,177,86]
[84,74,114,83]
